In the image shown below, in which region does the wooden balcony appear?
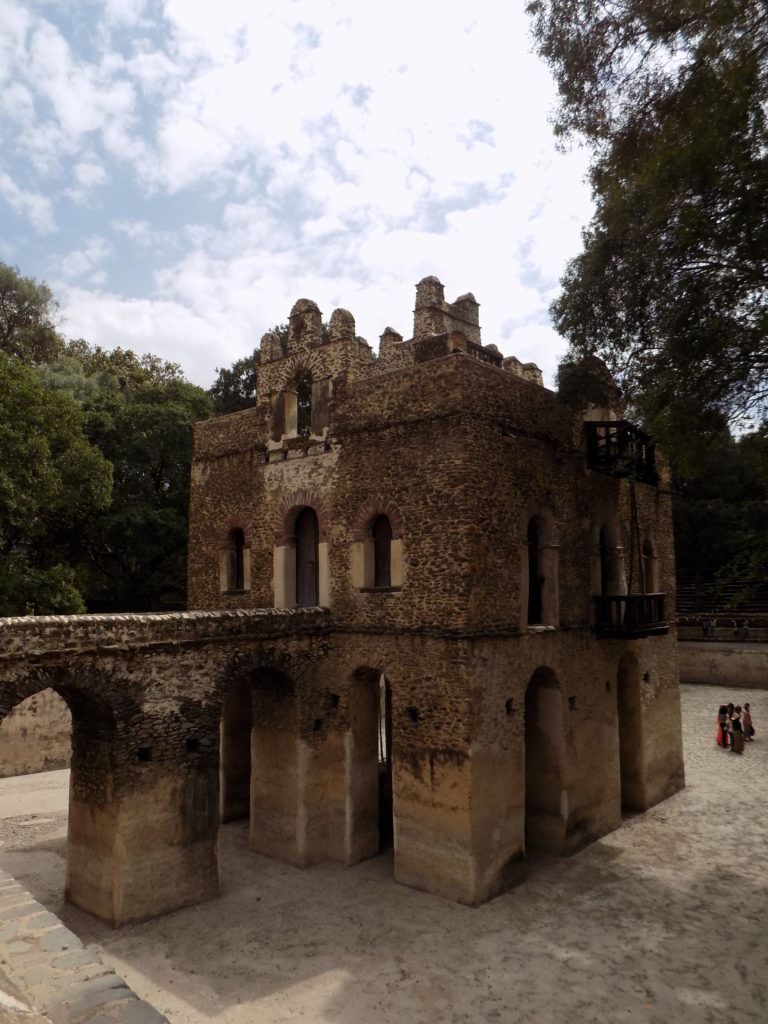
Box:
[585,421,658,485]
[593,594,669,638]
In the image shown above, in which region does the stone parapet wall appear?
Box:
[0,608,329,662]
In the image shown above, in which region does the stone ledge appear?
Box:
[0,870,167,1024]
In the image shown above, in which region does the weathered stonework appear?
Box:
[0,276,684,924]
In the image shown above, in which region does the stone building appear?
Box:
[187,275,685,906]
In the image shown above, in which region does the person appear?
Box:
[743,702,755,741]
[738,619,751,641]
[708,617,717,638]
[717,704,730,748]
[731,706,745,753]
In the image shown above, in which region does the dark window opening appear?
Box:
[186,737,200,753]
[373,515,392,588]
[228,528,245,591]
[138,746,153,762]
[297,373,312,436]
[527,519,542,624]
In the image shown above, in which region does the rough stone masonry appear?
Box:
[0,276,684,925]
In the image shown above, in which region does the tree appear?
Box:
[0,261,65,364]
[0,353,112,614]
[42,344,213,612]
[527,1,768,433]
[209,348,261,415]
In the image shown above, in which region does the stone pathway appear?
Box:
[0,871,166,1024]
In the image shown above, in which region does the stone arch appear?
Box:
[524,666,566,853]
[351,498,405,590]
[616,652,645,810]
[219,662,303,863]
[0,669,119,920]
[274,491,330,544]
[520,505,559,629]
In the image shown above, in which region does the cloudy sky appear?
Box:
[0,0,593,389]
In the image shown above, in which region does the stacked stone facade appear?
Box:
[187,276,685,907]
[0,276,684,923]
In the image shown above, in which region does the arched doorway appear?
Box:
[616,653,645,810]
[295,507,319,607]
[524,667,565,853]
[349,668,394,860]
[0,678,117,919]
[219,677,251,823]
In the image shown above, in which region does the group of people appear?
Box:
[716,702,755,753]
[701,618,751,640]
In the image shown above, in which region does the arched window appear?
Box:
[220,528,250,594]
[228,528,245,591]
[295,507,319,606]
[297,372,312,436]
[373,515,392,588]
[527,519,542,625]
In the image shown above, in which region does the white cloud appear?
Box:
[0,170,56,232]
[57,235,112,282]
[2,0,595,389]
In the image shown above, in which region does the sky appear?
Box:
[0,0,594,390]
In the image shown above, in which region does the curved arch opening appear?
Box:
[524,667,565,854]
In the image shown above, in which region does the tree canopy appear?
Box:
[0,352,112,614]
[0,262,65,364]
[528,1,768,437]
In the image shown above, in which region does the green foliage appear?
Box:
[673,427,768,593]
[210,348,261,415]
[528,0,768,428]
[0,261,65,364]
[0,353,112,614]
[42,342,213,612]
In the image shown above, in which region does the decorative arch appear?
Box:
[268,352,329,439]
[520,505,558,629]
[273,492,331,608]
[352,497,405,590]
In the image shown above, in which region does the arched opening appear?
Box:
[524,667,565,854]
[616,653,645,811]
[349,668,394,862]
[296,372,312,436]
[373,515,392,589]
[0,688,71,779]
[295,507,319,607]
[0,680,116,919]
[219,677,251,823]
[527,519,542,624]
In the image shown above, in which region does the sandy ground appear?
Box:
[1,683,766,1024]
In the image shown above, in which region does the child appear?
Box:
[743,702,755,741]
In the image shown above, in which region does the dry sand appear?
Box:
[1,683,766,1024]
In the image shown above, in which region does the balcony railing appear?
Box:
[585,421,658,485]
[593,594,669,638]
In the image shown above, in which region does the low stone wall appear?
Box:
[0,869,166,1024]
[677,641,768,689]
